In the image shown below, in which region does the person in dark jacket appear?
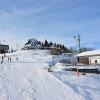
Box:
[10,58,11,62]
[16,57,18,61]
[8,57,9,61]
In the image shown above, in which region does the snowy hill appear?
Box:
[0,50,100,100]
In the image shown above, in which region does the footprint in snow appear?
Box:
[34,98,36,100]
[34,89,36,93]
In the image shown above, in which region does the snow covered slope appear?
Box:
[0,50,100,100]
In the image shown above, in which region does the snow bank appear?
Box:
[52,71,100,100]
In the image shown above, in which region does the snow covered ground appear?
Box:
[0,50,100,100]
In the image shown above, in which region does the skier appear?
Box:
[2,56,4,60]
[16,57,18,61]
[1,56,4,64]
[1,60,3,64]
[10,58,11,62]
[8,57,9,61]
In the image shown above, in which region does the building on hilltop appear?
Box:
[49,45,61,55]
[22,38,62,55]
[25,38,38,46]
[23,38,43,50]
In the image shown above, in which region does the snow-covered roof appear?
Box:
[25,38,38,46]
[50,45,57,48]
[76,50,100,57]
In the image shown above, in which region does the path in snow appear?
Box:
[0,50,85,100]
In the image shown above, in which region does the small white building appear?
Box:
[76,50,100,65]
[89,56,100,65]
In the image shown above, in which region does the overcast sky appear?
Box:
[0,0,100,50]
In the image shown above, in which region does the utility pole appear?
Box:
[3,40,5,57]
[78,35,81,53]
[73,36,78,53]
[73,34,81,53]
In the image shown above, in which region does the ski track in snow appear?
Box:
[0,50,99,100]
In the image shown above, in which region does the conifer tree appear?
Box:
[44,39,49,47]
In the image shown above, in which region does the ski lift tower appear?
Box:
[78,35,81,53]
[73,34,81,53]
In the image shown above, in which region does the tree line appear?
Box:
[38,39,94,53]
[37,39,70,53]
[25,38,94,53]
